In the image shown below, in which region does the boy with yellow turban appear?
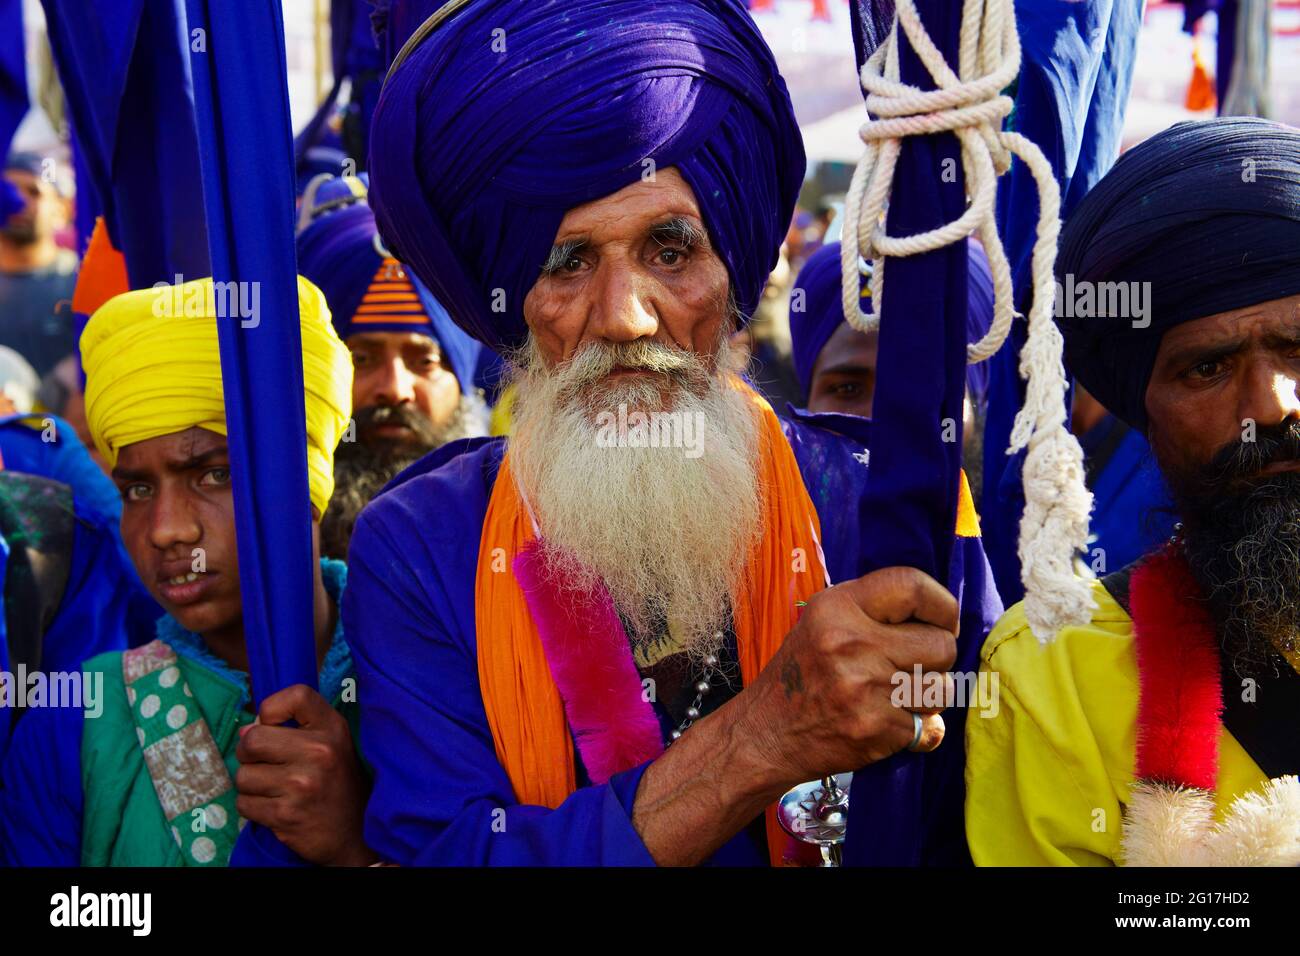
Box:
[0,276,377,867]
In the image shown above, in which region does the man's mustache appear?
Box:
[356,403,429,433]
[551,340,711,401]
[1202,420,1300,490]
[347,404,443,455]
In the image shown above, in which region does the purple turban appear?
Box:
[789,240,995,406]
[367,0,805,354]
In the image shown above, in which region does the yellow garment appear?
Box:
[81,276,353,515]
[965,580,1268,866]
[488,382,517,437]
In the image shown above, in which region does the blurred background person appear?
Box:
[0,152,77,377]
[296,174,487,559]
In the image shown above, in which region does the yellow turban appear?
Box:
[82,275,353,516]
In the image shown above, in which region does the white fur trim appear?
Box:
[1122,776,1300,866]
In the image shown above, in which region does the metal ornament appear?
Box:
[777,773,853,866]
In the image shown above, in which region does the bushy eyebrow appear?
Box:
[1164,329,1300,372]
[540,236,589,276]
[648,216,708,250]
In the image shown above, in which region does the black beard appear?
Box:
[1162,420,1300,679]
[320,403,462,560]
[1,221,38,245]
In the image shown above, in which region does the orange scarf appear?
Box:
[474,385,827,865]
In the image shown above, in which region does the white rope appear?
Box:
[840,0,1094,642]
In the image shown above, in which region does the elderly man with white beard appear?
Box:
[338,0,1001,866]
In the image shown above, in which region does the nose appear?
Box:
[367,356,417,407]
[588,260,659,344]
[148,487,202,552]
[1238,357,1300,432]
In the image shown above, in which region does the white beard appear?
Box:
[508,336,762,665]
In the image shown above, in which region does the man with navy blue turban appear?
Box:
[343,0,1000,867]
[967,118,1300,866]
[296,173,487,559]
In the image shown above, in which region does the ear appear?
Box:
[309,507,323,556]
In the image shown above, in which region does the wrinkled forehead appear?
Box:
[1155,292,1300,358]
[115,426,226,471]
[550,168,704,241]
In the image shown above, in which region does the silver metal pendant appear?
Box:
[776,773,852,866]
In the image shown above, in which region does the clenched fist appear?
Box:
[737,566,959,784]
[234,684,376,867]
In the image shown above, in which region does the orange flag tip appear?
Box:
[1185,47,1216,112]
[72,217,130,317]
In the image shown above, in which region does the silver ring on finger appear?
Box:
[906,711,924,752]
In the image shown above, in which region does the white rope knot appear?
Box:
[842,0,1094,643]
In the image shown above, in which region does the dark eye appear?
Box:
[830,382,862,398]
[199,467,231,487]
[121,483,151,502]
[657,247,685,266]
[561,254,584,273]
[351,351,370,368]
[1188,359,1225,380]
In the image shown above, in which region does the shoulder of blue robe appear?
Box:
[0,414,162,649]
[343,436,656,865]
[40,499,143,671]
[0,697,85,865]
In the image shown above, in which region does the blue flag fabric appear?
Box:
[981,0,1142,604]
[41,0,210,288]
[840,0,970,867]
[184,0,318,701]
[0,0,26,163]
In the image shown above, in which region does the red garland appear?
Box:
[1129,546,1224,790]
[513,542,666,784]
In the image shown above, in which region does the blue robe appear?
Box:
[343,412,1002,865]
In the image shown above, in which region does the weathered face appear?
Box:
[112,427,242,637]
[807,322,880,417]
[347,330,461,451]
[1145,293,1300,480]
[1,169,65,244]
[521,167,732,374]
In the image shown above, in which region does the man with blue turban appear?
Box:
[967,118,1300,866]
[789,239,993,493]
[297,173,486,559]
[345,0,1000,866]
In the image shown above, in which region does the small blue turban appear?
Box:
[789,240,994,407]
